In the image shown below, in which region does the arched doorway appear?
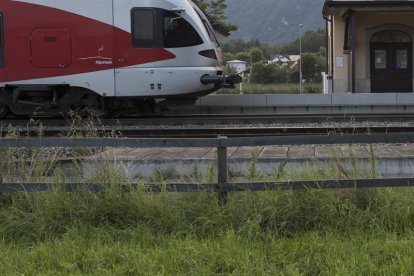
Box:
[370,30,412,92]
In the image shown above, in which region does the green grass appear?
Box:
[0,184,414,274]
[2,228,414,275]
[217,83,322,95]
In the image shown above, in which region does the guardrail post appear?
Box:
[217,145,228,204]
[0,150,3,187]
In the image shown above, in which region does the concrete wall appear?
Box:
[196,94,414,114]
[332,17,349,93]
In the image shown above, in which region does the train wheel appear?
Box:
[83,95,109,118]
[85,106,109,118]
[0,102,9,119]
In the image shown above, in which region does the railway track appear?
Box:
[0,112,414,138]
[2,112,414,125]
[85,126,414,138]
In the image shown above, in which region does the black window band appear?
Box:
[131,8,203,49]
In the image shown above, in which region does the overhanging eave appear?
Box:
[323,1,414,17]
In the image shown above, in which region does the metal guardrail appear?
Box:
[1,133,414,200]
[2,179,414,193]
[0,133,413,148]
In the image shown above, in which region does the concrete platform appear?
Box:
[84,144,414,180]
[195,93,414,114]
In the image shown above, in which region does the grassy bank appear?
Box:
[2,228,414,275]
[0,185,414,274]
[0,127,412,274]
[216,83,322,95]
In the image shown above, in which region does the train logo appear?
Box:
[79,46,113,66]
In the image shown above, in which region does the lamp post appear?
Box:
[299,23,304,94]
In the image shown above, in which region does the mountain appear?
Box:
[225,0,325,45]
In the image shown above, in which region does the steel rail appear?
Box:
[2,124,414,138]
[3,112,414,127]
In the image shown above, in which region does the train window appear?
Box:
[132,9,156,48]
[194,7,220,47]
[163,11,203,48]
[0,13,3,68]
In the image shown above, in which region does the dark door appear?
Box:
[371,43,412,92]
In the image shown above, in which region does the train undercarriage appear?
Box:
[0,86,204,118]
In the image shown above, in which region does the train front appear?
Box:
[159,0,240,98]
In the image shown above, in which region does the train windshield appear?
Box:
[193,6,220,47]
[163,11,203,48]
[132,8,203,48]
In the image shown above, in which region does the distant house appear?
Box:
[269,54,290,65]
[269,54,301,66]
[288,55,300,62]
[227,60,248,74]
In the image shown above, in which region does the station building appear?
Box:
[323,0,414,93]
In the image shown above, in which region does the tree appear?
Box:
[192,0,237,36]
[250,63,290,84]
[268,64,290,84]
[277,29,326,55]
[319,46,327,57]
[223,52,236,63]
[250,63,267,83]
[235,52,251,62]
[249,47,265,63]
[301,53,325,83]
[222,39,278,59]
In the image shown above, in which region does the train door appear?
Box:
[113,3,175,97]
[113,3,156,97]
[0,13,5,82]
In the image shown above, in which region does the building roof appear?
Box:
[227,60,248,64]
[270,54,289,61]
[323,0,414,16]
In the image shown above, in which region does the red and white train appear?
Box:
[0,0,237,117]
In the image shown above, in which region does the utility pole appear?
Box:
[299,23,304,94]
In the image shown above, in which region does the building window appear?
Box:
[374,50,387,69]
[132,9,156,48]
[371,30,412,43]
[163,11,203,48]
[396,49,408,69]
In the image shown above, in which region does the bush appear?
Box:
[235,52,250,62]
[304,84,322,93]
[301,52,325,83]
[249,47,265,63]
[290,70,300,83]
[223,52,236,63]
[250,63,290,84]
